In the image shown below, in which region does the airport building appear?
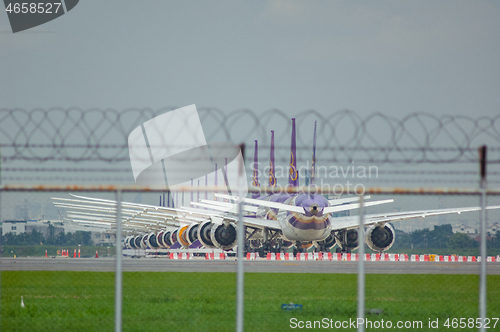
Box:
[1,219,114,246]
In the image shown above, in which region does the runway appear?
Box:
[2,257,500,274]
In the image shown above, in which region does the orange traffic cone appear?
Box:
[73,249,76,258]
[45,250,47,258]
[95,250,99,258]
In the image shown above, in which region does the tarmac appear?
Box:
[2,257,500,274]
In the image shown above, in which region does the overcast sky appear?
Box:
[2,1,499,226]
[0,0,499,118]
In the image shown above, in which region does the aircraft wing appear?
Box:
[222,215,281,229]
[214,193,305,213]
[52,194,279,233]
[52,194,213,231]
[214,193,393,215]
[328,196,371,206]
[330,205,500,231]
[322,199,394,214]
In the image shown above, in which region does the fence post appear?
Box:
[357,194,365,332]
[115,189,123,332]
[479,146,487,332]
[236,143,245,332]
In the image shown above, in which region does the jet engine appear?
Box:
[316,232,337,250]
[162,231,172,247]
[198,221,216,248]
[186,223,199,245]
[140,234,149,249]
[170,230,178,245]
[178,225,191,247]
[156,231,167,248]
[132,235,142,249]
[335,229,359,251]
[147,233,160,248]
[124,236,132,249]
[210,223,237,250]
[365,223,395,252]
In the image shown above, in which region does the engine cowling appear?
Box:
[365,223,395,252]
[140,234,149,249]
[170,230,178,245]
[198,221,216,248]
[156,231,166,248]
[316,232,337,250]
[186,223,199,245]
[178,225,191,248]
[124,236,132,249]
[335,229,359,251]
[163,231,172,247]
[210,223,237,251]
[132,235,142,249]
[147,233,160,248]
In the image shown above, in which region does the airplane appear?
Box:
[52,118,500,255]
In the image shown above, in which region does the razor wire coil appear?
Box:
[0,107,499,164]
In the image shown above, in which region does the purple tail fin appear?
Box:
[252,140,260,198]
[311,120,317,185]
[269,130,276,187]
[289,118,299,187]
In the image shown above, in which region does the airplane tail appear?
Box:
[269,130,276,187]
[289,118,299,187]
[252,140,260,198]
[311,120,317,185]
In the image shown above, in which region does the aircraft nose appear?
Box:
[309,204,320,215]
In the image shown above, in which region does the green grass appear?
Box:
[2,272,500,331]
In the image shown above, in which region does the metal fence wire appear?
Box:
[1,107,500,332]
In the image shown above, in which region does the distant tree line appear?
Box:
[2,227,92,246]
[393,224,500,250]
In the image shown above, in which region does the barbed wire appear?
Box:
[0,107,499,164]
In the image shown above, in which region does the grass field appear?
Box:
[1,272,500,331]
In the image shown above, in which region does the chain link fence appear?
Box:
[1,107,500,331]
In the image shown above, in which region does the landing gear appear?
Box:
[294,241,303,255]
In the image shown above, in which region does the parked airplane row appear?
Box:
[52,119,500,254]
